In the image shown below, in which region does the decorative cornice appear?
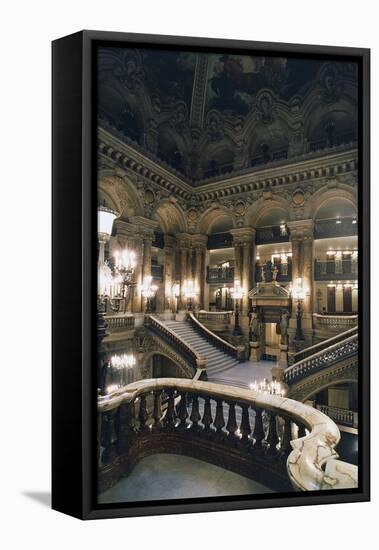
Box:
[99,127,357,209]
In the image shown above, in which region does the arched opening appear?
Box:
[151,354,188,379]
[249,121,289,167]
[307,109,356,151]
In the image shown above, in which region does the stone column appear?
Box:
[129,216,159,313]
[192,234,207,309]
[177,234,190,309]
[231,227,256,314]
[163,235,175,312]
[287,219,314,346]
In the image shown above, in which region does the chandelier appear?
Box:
[250,378,285,396]
[106,353,136,394]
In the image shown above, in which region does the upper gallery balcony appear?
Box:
[206,266,235,284]
[314,260,358,281]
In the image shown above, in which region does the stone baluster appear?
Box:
[101,409,118,465]
[280,417,293,457]
[252,408,265,448]
[138,394,148,431]
[214,399,225,439]
[152,391,163,430]
[226,401,238,440]
[117,401,136,452]
[164,389,176,429]
[177,391,189,429]
[239,404,251,444]
[190,394,201,431]
[202,396,213,432]
[266,413,279,455]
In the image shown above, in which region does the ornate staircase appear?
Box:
[284,327,358,402]
[154,316,241,376]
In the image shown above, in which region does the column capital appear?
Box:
[287,219,314,240]
[129,216,159,240]
[176,232,192,248]
[230,226,256,245]
[191,234,208,249]
[164,234,175,249]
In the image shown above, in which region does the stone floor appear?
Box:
[208,359,275,389]
[98,453,273,504]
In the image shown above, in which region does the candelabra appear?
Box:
[141,275,158,313]
[231,279,245,336]
[292,277,306,341]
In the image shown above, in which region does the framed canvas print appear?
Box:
[52,31,370,520]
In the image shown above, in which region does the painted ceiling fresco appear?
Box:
[98,47,358,183]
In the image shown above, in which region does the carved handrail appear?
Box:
[293,326,358,363]
[98,378,357,492]
[146,315,207,373]
[284,334,358,385]
[188,312,244,360]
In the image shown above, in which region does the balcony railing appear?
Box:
[97,378,358,495]
[196,311,233,325]
[313,313,358,332]
[206,266,235,284]
[314,260,358,280]
[255,226,289,245]
[314,218,357,239]
[207,232,233,250]
[104,314,135,331]
[316,404,358,429]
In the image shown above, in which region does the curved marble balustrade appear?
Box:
[97,378,357,495]
[284,334,358,385]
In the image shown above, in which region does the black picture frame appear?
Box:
[52,30,370,520]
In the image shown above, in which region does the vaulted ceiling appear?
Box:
[98,47,358,185]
